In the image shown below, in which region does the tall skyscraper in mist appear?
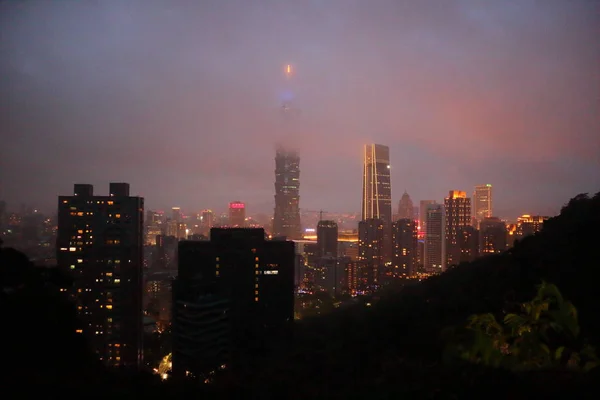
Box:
[57,183,143,368]
[444,190,472,268]
[273,147,301,239]
[473,184,493,227]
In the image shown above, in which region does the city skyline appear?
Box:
[2,1,599,218]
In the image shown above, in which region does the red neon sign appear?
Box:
[229,202,245,209]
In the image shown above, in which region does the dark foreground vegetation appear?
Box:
[2,192,600,398]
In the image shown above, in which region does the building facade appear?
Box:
[444,190,471,268]
[473,184,493,227]
[391,218,418,278]
[273,147,301,239]
[57,183,144,368]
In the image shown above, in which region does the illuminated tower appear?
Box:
[273,64,301,239]
[444,190,472,268]
[229,201,246,227]
[362,144,392,262]
[473,184,493,227]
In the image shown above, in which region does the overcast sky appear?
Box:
[1,0,599,218]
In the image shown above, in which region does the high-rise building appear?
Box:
[424,203,444,273]
[358,219,384,286]
[473,184,493,227]
[316,220,338,258]
[200,209,214,236]
[229,201,246,227]
[362,144,392,223]
[362,144,392,262]
[396,191,414,220]
[273,147,301,239]
[480,217,507,254]
[172,228,294,378]
[444,190,472,268]
[392,218,418,278]
[419,200,437,231]
[57,183,143,368]
[516,215,548,238]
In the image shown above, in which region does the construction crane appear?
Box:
[302,209,328,221]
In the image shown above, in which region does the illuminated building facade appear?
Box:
[57,183,144,368]
[273,147,301,239]
[473,184,493,227]
[200,209,214,236]
[228,201,246,227]
[516,214,548,238]
[362,144,392,224]
[480,217,507,254]
[424,203,445,273]
[172,228,294,378]
[358,218,384,285]
[392,218,418,277]
[419,200,436,232]
[444,190,471,268]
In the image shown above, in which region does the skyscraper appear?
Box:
[316,220,338,258]
[273,147,301,239]
[473,184,493,227]
[172,228,294,378]
[229,201,246,227]
[444,190,472,268]
[57,183,143,368]
[480,217,507,254]
[397,191,414,220]
[361,144,392,223]
[358,218,384,286]
[392,218,418,277]
[424,203,445,273]
[419,200,437,231]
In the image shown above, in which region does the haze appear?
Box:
[1,0,599,218]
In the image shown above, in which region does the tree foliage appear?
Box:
[450,282,599,372]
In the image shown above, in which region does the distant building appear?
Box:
[57,183,143,368]
[444,190,471,268]
[362,144,392,262]
[273,147,301,239]
[516,214,548,238]
[172,228,294,379]
[424,203,444,273]
[473,184,493,228]
[358,219,384,286]
[419,200,437,231]
[479,217,507,254]
[392,218,418,278]
[396,191,414,220]
[229,201,246,227]
[317,220,338,258]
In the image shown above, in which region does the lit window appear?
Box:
[255,257,259,261]
[254,297,259,302]
[216,257,220,261]
[215,271,220,276]
[106,272,112,277]
[264,270,279,275]
[114,279,120,283]
[77,259,83,263]
[255,290,259,295]
[69,247,76,252]
[70,265,75,270]
[106,305,113,310]
[107,201,114,205]
[75,329,83,333]
[115,214,121,218]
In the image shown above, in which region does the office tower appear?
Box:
[419,200,436,231]
[397,191,414,220]
[172,207,182,223]
[172,228,294,378]
[362,144,392,263]
[473,184,493,227]
[392,218,418,278]
[317,220,338,258]
[57,183,143,368]
[358,219,384,286]
[362,144,392,223]
[424,203,444,273]
[200,209,214,236]
[273,147,301,239]
[444,190,472,268]
[229,201,246,227]
[144,270,176,331]
[480,217,507,254]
